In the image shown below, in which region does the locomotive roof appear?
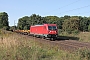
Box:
[34,25,43,26]
[31,24,56,27]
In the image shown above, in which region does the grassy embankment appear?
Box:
[59,31,90,42]
[0,30,90,60]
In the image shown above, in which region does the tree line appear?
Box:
[17,14,90,32]
[0,12,90,33]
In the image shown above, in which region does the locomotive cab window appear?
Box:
[48,26,57,30]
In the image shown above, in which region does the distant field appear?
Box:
[0,30,90,60]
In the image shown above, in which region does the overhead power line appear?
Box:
[45,0,81,15]
[58,0,81,9]
[58,4,90,14]
[77,11,90,15]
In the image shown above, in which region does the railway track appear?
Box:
[51,40,90,52]
[17,33,90,52]
[54,40,90,48]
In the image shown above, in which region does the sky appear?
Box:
[0,0,90,26]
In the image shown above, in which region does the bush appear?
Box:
[76,49,90,60]
[65,29,73,34]
[58,29,63,34]
[2,26,10,30]
[72,30,79,35]
[88,24,90,32]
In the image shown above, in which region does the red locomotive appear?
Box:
[30,24,58,40]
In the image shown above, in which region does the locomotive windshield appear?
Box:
[48,26,57,30]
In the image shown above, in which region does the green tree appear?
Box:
[30,14,46,25]
[17,16,30,30]
[56,19,63,29]
[45,16,59,24]
[79,17,90,32]
[62,16,80,33]
[9,26,17,31]
[0,12,9,30]
[88,24,90,32]
[63,15,70,19]
[0,24,3,29]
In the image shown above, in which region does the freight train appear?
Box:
[14,24,58,40]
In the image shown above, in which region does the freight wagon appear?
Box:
[30,24,58,40]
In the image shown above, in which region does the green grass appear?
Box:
[0,30,90,60]
[59,30,90,42]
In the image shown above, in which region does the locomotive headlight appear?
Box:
[48,31,51,33]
